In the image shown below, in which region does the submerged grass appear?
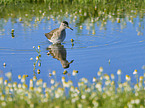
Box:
[0,66,145,108]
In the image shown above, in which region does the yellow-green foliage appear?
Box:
[0,1,145,35]
[0,66,145,108]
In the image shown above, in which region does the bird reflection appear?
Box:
[46,44,74,69]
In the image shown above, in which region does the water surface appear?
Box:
[0,2,145,85]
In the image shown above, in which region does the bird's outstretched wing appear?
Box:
[45,28,59,39]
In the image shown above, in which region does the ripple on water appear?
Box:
[0,47,35,55]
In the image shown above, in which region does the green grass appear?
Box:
[0,0,145,4]
[0,0,135,4]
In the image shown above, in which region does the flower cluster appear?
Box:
[0,66,144,107]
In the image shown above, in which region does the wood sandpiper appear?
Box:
[45,21,73,44]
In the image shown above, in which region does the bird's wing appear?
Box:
[45,28,59,39]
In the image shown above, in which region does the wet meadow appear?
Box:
[0,0,145,107]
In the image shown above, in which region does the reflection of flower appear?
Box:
[0,2,144,37]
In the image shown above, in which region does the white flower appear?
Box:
[50,79,55,84]
[52,71,56,75]
[18,84,22,88]
[139,76,143,81]
[33,76,36,81]
[105,80,111,85]
[117,69,121,75]
[97,71,101,76]
[8,97,13,101]
[95,83,102,92]
[133,69,137,74]
[78,104,83,108]
[72,72,76,76]
[5,72,12,79]
[30,57,33,60]
[85,88,91,92]
[38,46,40,49]
[117,18,120,23]
[37,87,42,93]
[63,82,69,88]
[71,98,76,103]
[55,92,60,98]
[72,70,78,76]
[100,76,103,80]
[135,99,140,104]
[29,79,33,87]
[99,67,103,72]
[126,75,131,81]
[81,95,86,99]
[81,78,88,83]
[127,102,133,108]
[36,56,39,60]
[92,100,99,107]
[17,88,23,94]
[18,75,21,79]
[135,92,139,96]
[1,95,5,101]
[13,82,17,87]
[93,77,97,82]
[119,84,123,88]
[68,80,73,86]
[4,80,8,85]
[80,25,83,29]
[43,82,47,88]
[131,99,135,104]
[8,83,12,87]
[70,86,74,92]
[61,77,65,82]
[1,101,6,107]
[3,62,6,66]
[104,74,110,80]
[21,78,25,83]
[30,103,34,108]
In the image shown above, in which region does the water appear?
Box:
[0,3,145,85]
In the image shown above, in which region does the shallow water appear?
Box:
[0,3,145,85]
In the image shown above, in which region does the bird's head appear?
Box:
[60,21,73,30]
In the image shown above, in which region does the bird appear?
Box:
[45,21,73,44]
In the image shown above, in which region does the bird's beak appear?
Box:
[67,26,73,30]
[69,60,74,64]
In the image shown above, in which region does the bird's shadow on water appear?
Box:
[46,44,74,69]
